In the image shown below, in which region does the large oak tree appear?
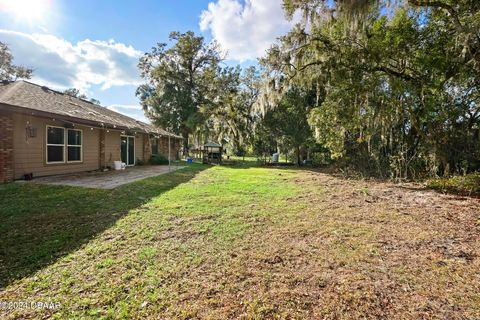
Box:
[137,31,223,154]
[257,0,480,177]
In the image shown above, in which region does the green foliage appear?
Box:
[427,173,480,195]
[137,31,223,146]
[150,154,169,165]
[0,42,32,81]
[260,1,480,178]
[261,88,316,164]
[137,31,264,157]
[203,66,261,155]
[252,120,277,160]
[136,2,480,176]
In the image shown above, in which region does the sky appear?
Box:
[0,0,297,123]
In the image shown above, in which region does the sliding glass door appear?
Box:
[121,136,135,166]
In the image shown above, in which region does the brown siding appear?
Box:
[104,132,145,166]
[158,136,181,160]
[135,133,144,162]
[143,135,152,163]
[0,110,14,183]
[12,113,100,179]
[104,130,121,167]
[8,111,174,179]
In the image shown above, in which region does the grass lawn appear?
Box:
[0,164,479,319]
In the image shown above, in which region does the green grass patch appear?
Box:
[0,165,299,292]
[0,163,207,287]
[427,172,480,195]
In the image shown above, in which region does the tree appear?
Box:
[137,31,223,154]
[63,88,101,105]
[260,1,480,177]
[262,88,316,164]
[252,119,277,163]
[0,42,32,81]
[283,0,480,69]
[205,66,261,155]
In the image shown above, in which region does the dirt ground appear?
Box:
[228,170,480,319]
[146,169,480,319]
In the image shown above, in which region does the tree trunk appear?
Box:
[182,131,189,157]
[296,146,301,166]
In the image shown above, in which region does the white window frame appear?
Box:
[121,135,136,166]
[46,125,66,164]
[67,128,83,163]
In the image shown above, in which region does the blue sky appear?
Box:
[0,0,296,122]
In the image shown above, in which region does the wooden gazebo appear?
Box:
[202,142,223,164]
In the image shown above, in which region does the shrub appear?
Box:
[150,154,169,165]
[427,173,480,195]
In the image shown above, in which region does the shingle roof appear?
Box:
[0,80,181,139]
[204,142,222,148]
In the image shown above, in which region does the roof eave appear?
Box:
[0,103,151,133]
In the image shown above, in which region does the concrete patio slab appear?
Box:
[31,165,185,189]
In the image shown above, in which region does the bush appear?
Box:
[150,154,169,165]
[427,173,480,195]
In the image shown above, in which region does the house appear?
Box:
[0,80,182,183]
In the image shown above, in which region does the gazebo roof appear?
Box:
[204,142,222,148]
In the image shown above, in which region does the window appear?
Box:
[46,126,65,163]
[67,129,82,162]
[46,126,83,164]
[151,138,158,155]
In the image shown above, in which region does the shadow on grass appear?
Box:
[424,186,480,199]
[0,164,207,288]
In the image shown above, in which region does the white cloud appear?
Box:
[106,104,150,123]
[200,0,298,61]
[0,29,143,92]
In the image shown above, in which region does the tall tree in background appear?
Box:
[0,42,32,81]
[262,88,316,165]
[283,0,480,69]
[258,0,480,177]
[201,66,242,150]
[137,31,223,154]
[206,66,261,155]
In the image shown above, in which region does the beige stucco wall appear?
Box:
[12,113,100,179]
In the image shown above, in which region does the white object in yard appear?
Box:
[121,162,126,170]
[114,161,122,170]
[272,153,279,163]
